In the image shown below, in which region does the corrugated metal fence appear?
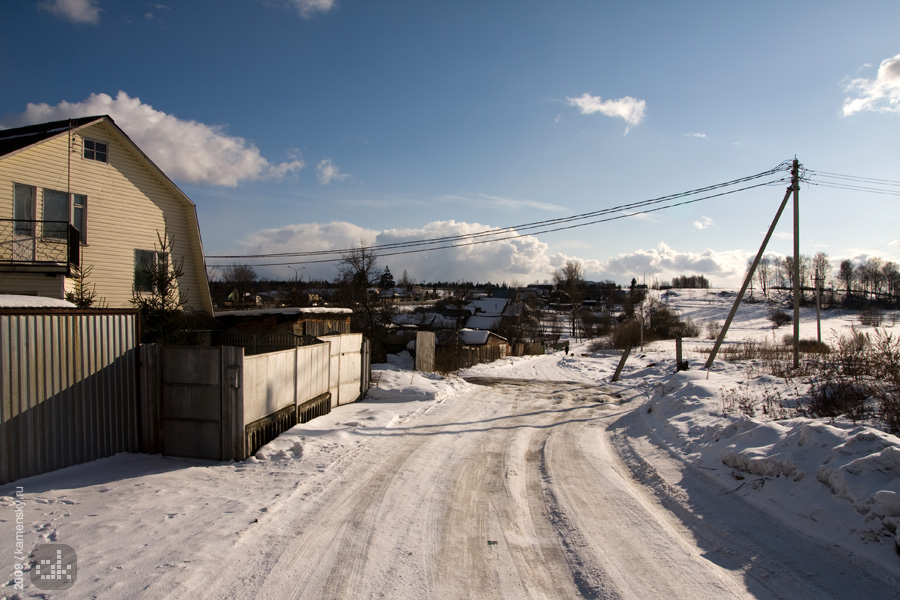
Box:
[0,309,139,485]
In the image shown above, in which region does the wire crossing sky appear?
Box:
[3,1,900,286]
[206,163,793,267]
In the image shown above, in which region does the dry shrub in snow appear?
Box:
[807,330,900,433]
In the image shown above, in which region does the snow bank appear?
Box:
[644,367,900,560]
[253,351,470,461]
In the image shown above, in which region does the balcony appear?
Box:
[0,219,79,274]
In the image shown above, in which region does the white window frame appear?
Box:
[42,188,69,240]
[134,249,165,293]
[72,193,88,245]
[13,183,36,236]
[83,138,108,163]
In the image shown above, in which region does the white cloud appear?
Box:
[4,91,304,186]
[288,0,336,18]
[685,132,708,140]
[316,158,351,185]
[230,220,554,283]
[598,242,751,287]
[693,216,715,230]
[377,221,553,283]
[843,53,900,116]
[240,221,376,256]
[226,224,765,288]
[39,0,101,24]
[566,93,647,134]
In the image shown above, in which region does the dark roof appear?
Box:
[0,116,105,157]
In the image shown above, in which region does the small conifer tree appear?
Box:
[131,230,190,344]
[66,263,106,308]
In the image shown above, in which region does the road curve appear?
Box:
[172,371,899,599]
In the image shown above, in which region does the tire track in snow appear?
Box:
[538,436,620,600]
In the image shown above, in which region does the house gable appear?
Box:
[0,116,213,313]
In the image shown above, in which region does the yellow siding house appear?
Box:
[0,116,213,313]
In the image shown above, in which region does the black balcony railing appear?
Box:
[0,219,79,271]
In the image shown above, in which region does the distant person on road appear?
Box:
[564,343,569,356]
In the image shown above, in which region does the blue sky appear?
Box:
[3,0,900,287]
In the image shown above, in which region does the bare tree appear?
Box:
[756,255,771,299]
[883,261,900,300]
[773,257,787,288]
[222,264,258,308]
[838,259,855,306]
[812,252,830,281]
[554,261,585,300]
[554,260,586,338]
[783,256,797,295]
[811,252,830,305]
[865,257,884,299]
[336,242,392,361]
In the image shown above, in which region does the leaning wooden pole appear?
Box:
[705,180,795,370]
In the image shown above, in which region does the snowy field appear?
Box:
[2,289,900,598]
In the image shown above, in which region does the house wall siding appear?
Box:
[0,121,210,312]
[0,273,64,298]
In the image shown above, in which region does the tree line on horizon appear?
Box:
[744,252,900,307]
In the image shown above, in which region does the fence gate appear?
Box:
[156,346,242,461]
[321,334,364,407]
[415,331,436,372]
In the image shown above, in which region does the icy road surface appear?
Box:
[173,359,895,599]
[4,338,899,599]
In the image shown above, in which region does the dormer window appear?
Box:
[83,138,108,163]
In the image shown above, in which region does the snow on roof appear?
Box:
[459,329,491,345]
[0,295,76,308]
[465,315,500,330]
[459,328,507,345]
[215,306,353,318]
[463,297,509,316]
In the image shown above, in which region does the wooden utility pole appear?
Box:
[813,267,823,344]
[792,158,800,369]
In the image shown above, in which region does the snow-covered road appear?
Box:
[4,322,900,598]
[166,371,756,600]
[167,354,900,598]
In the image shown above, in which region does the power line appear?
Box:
[804,169,900,187]
[209,172,791,268]
[803,168,900,197]
[207,162,792,266]
[803,180,900,197]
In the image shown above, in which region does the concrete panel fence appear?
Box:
[141,334,369,462]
